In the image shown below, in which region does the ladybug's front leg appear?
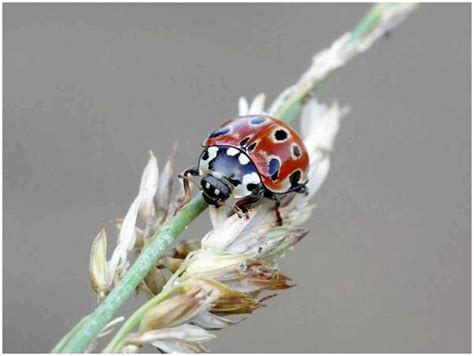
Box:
[177,166,199,208]
[230,189,264,219]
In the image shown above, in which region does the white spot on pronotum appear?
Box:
[238,153,250,165]
[214,188,220,195]
[226,147,240,156]
[199,146,219,175]
[205,182,211,189]
[207,146,219,160]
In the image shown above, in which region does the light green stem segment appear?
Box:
[53,3,410,353]
[51,316,91,353]
[350,3,395,42]
[57,195,207,353]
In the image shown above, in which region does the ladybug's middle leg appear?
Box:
[177,166,199,208]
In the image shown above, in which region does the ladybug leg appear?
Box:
[285,183,309,196]
[264,190,283,226]
[271,196,283,226]
[231,205,248,219]
[228,189,264,219]
[177,166,199,208]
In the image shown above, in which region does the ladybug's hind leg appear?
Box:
[264,190,283,226]
[285,182,309,196]
[177,166,199,209]
[266,183,308,225]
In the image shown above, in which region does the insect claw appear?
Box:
[230,206,248,219]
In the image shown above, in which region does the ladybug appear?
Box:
[180,115,309,224]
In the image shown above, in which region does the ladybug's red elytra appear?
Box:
[180,115,309,225]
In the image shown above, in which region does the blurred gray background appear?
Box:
[4,3,470,353]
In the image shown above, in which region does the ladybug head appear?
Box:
[200,174,232,207]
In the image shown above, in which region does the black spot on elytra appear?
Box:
[239,137,250,147]
[274,129,288,141]
[247,142,257,152]
[202,150,209,160]
[292,144,301,158]
[209,126,230,138]
[290,170,301,185]
[246,183,259,192]
[250,116,266,125]
[268,158,280,181]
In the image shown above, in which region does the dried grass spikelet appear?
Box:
[139,288,214,332]
[86,145,189,351]
[88,145,184,300]
[109,93,348,353]
[89,227,108,300]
